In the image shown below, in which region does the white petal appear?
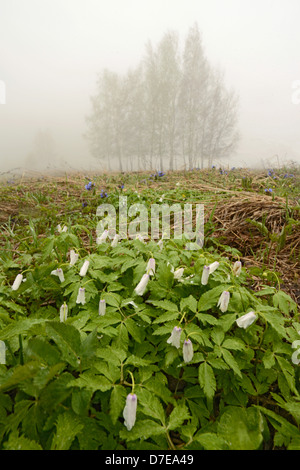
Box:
[12,274,23,291]
[123,394,137,431]
[79,260,89,277]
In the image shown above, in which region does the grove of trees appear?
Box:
[85,23,239,172]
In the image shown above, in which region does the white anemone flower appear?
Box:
[134,273,150,296]
[201,265,210,285]
[57,224,67,233]
[60,302,68,322]
[69,249,79,266]
[99,299,106,316]
[233,261,242,277]
[76,287,86,305]
[79,260,90,277]
[51,268,65,283]
[123,393,137,431]
[183,339,194,363]
[146,258,155,276]
[96,229,109,245]
[236,311,257,329]
[111,233,120,247]
[167,326,182,349]
[11,273,23,291]
[217,291,230,312]
[209,261,219,274]
[174,268,184,280]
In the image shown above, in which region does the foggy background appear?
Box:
[0,0,300,174]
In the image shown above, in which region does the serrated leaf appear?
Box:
[119,419,164,441]
[51,411,84,450]
[221,348,242,378]
[167,404,190,430]
[198,362,216,399]
[45,321,81,368]
[110,385,127,425]
[194,432,228,450]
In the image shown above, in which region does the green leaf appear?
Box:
[51,411,84,450]
[180,295,197,314]
[198,362,216,399]
[45,321,81,368]
[0,361,40,392]
[221,349,242,378]
[198,285,231,312]
[110,385,127,425]
[218,406,264,450]
[4,431,43,450]
[167,403,190,430]
[119,419,165,442]
[194,432,229,450]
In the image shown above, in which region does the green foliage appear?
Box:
[0,177,299,451]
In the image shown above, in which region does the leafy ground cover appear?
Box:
[0,165,299,450]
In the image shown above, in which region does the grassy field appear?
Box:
[0,164,299,450]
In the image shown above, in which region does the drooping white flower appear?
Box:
[111,233,120,248]
[233,261,242,277]
[201,265,210,285]
[0,341,6,365]
[208,261,219,274]
[174,268,184,280]
[60,302,68,322]
[217,291,230,312]
[69,249,79,266]
[167,326,182,349]
[183,339,194,363]
[99,298,106,316]
[134,273,149,296]
[11,273,23,291]
[76,287,86,305]
[51,268,65,283]
[236,311,257,329]
[79,260,89,277]
[57,224,67,233]
[146,258,155,276]
[96,229,109,245]
[123,393,137,431]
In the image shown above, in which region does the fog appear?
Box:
[0,0,300,175]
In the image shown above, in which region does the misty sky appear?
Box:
[0,0,300,172]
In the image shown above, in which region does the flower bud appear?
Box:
[60,302,68,322]
[79,260,89,277]
[174,268,184,280]
[11,273,23,291]
[209,261,219,274]
[76,287,86,305]
[111,233,120,247]
[233,261,242,277]
[236,311,257,329]
[134,273,150,296]
[201,265,210,285]
[146,258,155,276]
[51,268,65,283]
[99,298,106,316]
[183,339,194,363]
[96,229,109,245]
[69,249,79,266]
[167,326,182,349]
[123,393,137,431]
[217,291,230,312]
